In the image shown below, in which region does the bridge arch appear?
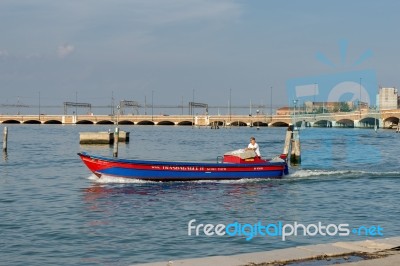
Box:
[2,120,21,124]
[76,120,94,124]
[23,120,41,124]
[335,119,354,128]
[118,120,134,125]
[383,116,399,128]
[177,121,193,126]
[359,117,379,128]
[43,120,62,124]
[314,120,334,127]
[251,121,268,127]
[230,121,247,126]
[96,120,114,125]
[158,121,175,126]
[137,120,155,125]
[270,121,289,127]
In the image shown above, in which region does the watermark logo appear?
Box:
[286,40,381,166]
[287,40,377,121]
[188,219,383,241]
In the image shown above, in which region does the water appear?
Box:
[0,125,399,265]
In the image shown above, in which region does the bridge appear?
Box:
[0,109,399,128]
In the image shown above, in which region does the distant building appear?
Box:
[378,87,398,110]
[303,101,359,113]
[276,107,308,115]
[277,101,364,115]
[276,107,291,115]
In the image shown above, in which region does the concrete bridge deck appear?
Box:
[0,109,400,128]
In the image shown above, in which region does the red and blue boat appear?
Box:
[78,149,289,181]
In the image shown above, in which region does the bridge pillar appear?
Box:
[309,122,315,127]
[354,120,360,128]
[331,121,337,127]
[379,118,383,128]
[61,115,75,124]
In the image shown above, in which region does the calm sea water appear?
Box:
[1,125,399,265]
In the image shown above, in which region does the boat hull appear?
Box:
[78,152,288,181]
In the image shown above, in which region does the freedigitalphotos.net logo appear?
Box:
[286,40,380,166]
[188,219,383,241]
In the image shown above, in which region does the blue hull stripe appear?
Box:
[98,167,284,180]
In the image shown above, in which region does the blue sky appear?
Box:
[0,0,399,114]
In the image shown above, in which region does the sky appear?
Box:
[0,0,399,114]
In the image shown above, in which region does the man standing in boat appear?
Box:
[246,136,261,157]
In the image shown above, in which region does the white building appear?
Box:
[378,87,398,110]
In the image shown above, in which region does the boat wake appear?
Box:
[87,174,151,184]
[288,169,399,180]
[289,169,352,178]
[86,169,398,185]
[87,174,275,184]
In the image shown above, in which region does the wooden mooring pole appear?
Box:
[3,127,8,153]
[282,125,293,156]
[282,125,301,166]
[290,129,301,165]
[113,127,119,157]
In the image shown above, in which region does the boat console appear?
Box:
[222,149,266,164]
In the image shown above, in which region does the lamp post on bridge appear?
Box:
[268,86,273,126]
[229,88,232,124]
[293,99,298,129]
[38,91,41,120]
[256,109,260,130]
[359,78,362,117]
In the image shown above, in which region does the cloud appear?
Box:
[57,43,75,58]
[0,50,9,58]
